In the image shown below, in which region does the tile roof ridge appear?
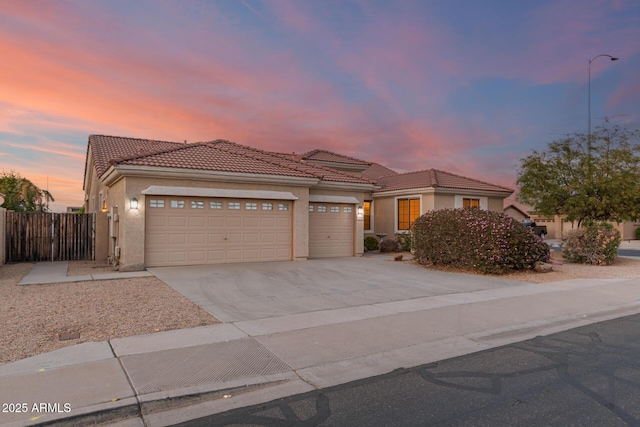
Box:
[383,168,434,177]
[303,148,372,165]
[431,168,514,191]
[204,139,326,180]
[208,140,374,184]
[302,149,321,157]
[298,160,378,184]
[111,141,203,164]
[429,169,438,187]
[89,134,186,145]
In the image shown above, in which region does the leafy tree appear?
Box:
[0,171,55,212]
[517,124,640,225]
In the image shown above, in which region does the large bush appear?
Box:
[562,222,621,265]
[396,233,412,251]
[364,236,379,251]
[412,208,550,274]
[380,238,401,253]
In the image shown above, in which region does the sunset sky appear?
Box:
[1,0,639,211]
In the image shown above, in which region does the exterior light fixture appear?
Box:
[130,197,139,210]
[357,205,364,220]
[101,200,108,212]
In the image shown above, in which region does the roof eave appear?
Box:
[105,164,322,187]
[313,180,377,191]
[373,186,513,198]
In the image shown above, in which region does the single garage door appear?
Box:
[145,196,292,266]
[308,203,354,258]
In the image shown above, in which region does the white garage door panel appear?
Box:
[308,203,354,258]
[145,196,292,267]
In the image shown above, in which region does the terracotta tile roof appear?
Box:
[89,135,182,178]
[375,169,513,193]
[361,163,398,181]
[301,149,371,166]
[89,135,372,185]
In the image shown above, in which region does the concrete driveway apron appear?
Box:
[148,257,523,322]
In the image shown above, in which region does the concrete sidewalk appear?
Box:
[2,272,640,426]
[17,261,152,285]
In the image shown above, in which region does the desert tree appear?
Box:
[517,123,640,226]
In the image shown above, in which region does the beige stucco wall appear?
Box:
[504,206,528,222]
[487,197,505,212]
[95,211,109,263]
[371,197,395,239]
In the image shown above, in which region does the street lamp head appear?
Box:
[589,54,620,63]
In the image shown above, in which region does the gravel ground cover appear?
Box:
[0,262,219,364]
[415,250,640,282]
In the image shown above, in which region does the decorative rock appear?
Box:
[534,262,553,273]
[119,262,146,272]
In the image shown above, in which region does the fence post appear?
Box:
[0,206,5,265]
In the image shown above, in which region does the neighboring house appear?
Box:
[83,135,513,269]
[503,198,531,222]
[527,214,639,241]
[502,198,639,240]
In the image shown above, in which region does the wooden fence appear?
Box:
[5,212,95,262]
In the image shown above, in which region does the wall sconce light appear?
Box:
[101,200,107,212]
[357,205,364,220]
[130,197,139,210]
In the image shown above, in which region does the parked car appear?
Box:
[522,220,547,237]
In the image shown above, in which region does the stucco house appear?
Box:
[83,135,513,270]
[502,199,639,240]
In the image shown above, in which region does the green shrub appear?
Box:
[562,222,621,265]
[636,226,640,240]
[380,238,401,253]
[364,236,379,251]
[396,233,412,251]
[412,208,550,274]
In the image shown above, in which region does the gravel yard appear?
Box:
[417,251,640,282]
[1,252,639,365]
[0,262,219,364]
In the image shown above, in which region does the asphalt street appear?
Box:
[178,313,640,427]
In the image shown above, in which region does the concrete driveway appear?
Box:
[149,256,524,322]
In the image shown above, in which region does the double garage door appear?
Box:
[145,196,292,267]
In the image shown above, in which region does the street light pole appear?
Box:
[588,54,619,149]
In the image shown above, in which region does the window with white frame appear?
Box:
[228,202,240,210]
[245,202,257,210]
[309,205,314,212]
[343,206,353,213]
[317,205,327,212]
[262,203,273,210]
[210,201,222,209]
[397,198,419,231]
[278,203,289,211]
[330,206,340,213]
[454,195,487,210]
[363,201,372,231]
[463,198,480,209]
[149,199,164,208]
[171,200,185,209]
[191,201,204,209]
